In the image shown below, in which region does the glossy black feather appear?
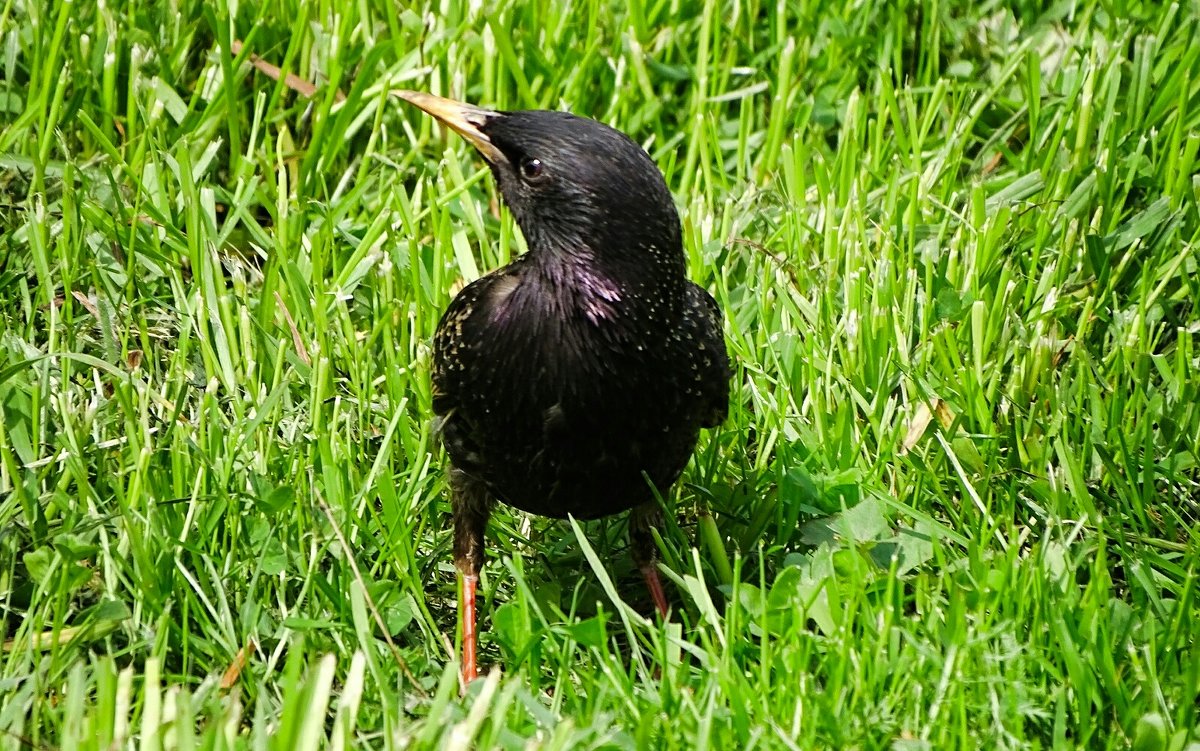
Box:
[431,109,729,520]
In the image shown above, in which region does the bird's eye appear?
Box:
[519,157,545,181]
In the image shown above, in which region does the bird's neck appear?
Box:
[525,239,686,325]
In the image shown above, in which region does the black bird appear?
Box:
[398,91,730,684]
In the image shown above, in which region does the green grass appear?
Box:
[2,0,1199,748]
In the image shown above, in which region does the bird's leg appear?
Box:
[629,501,670,618]
[451,469,491,685]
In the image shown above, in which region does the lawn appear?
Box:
[1,0,1198,748]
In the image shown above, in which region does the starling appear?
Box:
[398,91,730,684]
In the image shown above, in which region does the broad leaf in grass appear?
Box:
[492,600,537,665]
[766,547,838,636]
[566,614,608,649]
[799,495,889,547]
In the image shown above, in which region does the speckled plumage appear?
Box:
[399,91,729,683]
[434,256,727,520]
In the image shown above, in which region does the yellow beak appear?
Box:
[394,90,508,166]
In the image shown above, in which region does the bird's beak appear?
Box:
[394,90,508,167]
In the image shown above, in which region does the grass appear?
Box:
[1,0,1199,747]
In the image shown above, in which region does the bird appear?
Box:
[397,90,730,685]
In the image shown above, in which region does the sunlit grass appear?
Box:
[1,0,1198,748]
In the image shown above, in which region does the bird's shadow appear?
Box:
[487,512,664,619]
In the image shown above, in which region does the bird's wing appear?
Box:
[431,274,503,478]
[687,282,731,429]
[431,275,495,418]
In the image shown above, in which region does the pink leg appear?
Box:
[450,470,489,687]
[461,573,479,684]
[640,564,670,618]
[630,503,670,618]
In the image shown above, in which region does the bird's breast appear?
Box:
[434,260,710,516]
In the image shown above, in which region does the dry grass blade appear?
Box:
[231,40,346,102]
[275,291,312,366]
[220,638,258,690]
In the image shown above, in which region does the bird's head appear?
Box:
[397,91,683,277]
